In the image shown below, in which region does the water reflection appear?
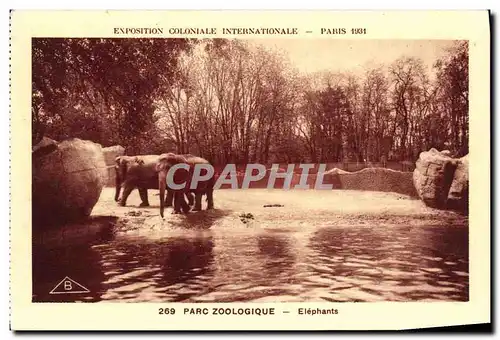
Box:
[307,226,468,301]
[97,235,215,302]
[167,209,231,230]
[32,216,121,302]
[33,222,468,303]
[257,234,296,278]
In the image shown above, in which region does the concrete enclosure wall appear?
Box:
[102,145,125,187]
[215,167,417,197]
[326,168,418,197]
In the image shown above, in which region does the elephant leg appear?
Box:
[114,184,122,202]
[172,192,183,214]
[165,190,174,207]
[206,189,214,210]
[173,192,190,214]
[119,185,134,206]
[138,188,150,207]
[192,193,203,211]
[180,195,191,213]
[186,192,195,206]
[172,193,181,214]
[114,173,122,202]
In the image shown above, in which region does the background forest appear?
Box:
[32,38,469,165]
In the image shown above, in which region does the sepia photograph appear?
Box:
[31,37,470,303]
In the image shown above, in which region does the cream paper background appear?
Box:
[10,10,490,330]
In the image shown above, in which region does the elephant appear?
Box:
[115,155,194,208]
[156,153,215,217]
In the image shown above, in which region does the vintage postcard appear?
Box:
[10,10,490,331]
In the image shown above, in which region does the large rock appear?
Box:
[102,145,125,186]
[413,148,460,209]
[32,138,108,227]
[32,137,58,159]
[447,154,469,211]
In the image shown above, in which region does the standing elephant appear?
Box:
[156,153,215,217]
[115,155,194,207]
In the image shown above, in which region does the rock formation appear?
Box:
[413,148,468,211]
[447,154,469,211]
[32,138,108,227]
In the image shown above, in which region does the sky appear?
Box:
[246,39,456,75]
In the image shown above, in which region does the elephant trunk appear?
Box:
[159,169,167,218]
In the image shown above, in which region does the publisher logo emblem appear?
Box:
[49,276,90,295]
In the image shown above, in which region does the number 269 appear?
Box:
[159,308,176,315]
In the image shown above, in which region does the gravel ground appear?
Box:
[96,187,467,228]
[34,187,468,246]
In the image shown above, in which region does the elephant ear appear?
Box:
[116,156,129,177]
[157,153,175,172]
[156,161,166,172]
[156,153,190,172]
